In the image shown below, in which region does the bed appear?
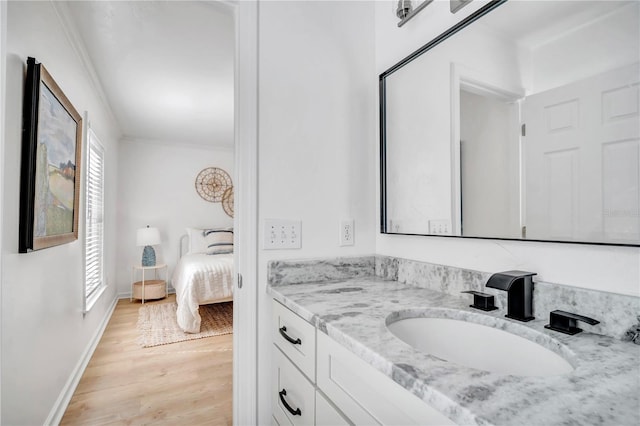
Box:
[172,227,234,333]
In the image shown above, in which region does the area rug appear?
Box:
[137,301,233,347]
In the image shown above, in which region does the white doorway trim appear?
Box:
[231,1,259,425]
[450,63,524,236]
[0,1,7,420]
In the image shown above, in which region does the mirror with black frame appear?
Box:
[380,0,640,246]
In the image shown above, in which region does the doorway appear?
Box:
[459,88,521,238]
[0,1,258,423]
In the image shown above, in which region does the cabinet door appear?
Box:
[316,391,351,426]
[272,415,284,426]
[317,332,455,426]
[273,346,315,426]
[273,300,316,381]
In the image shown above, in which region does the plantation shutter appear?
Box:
[85,129,105,304]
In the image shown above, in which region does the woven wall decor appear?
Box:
[195,167,232,202]
[222,186,234,218]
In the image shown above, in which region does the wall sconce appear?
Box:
[396,0,413,19]
[136,225,161,266]
[396,0,474,27]
[396,0,433,27]
[450,0,473,14]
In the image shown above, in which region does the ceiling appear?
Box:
[481,1,634,49]
[66,1,235,148]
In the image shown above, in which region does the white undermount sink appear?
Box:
[386,313,574,377]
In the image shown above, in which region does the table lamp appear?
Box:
[136,225,161,266]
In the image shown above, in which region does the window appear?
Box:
[84,128,105,312]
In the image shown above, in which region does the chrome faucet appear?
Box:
[485,271,536,322]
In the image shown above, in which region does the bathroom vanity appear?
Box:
[272,298,454,426]
[268,257,640,426]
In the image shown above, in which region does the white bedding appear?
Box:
[172,252,234,333]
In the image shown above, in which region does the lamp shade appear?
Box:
[136,226,161,247]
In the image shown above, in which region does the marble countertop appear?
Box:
[268,277,640,426]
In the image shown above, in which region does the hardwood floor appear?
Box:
[61,295,232,425]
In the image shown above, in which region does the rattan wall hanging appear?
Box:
[222,186,234,218]
[195,167,232,203]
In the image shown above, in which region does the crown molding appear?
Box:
[49,0,122,137]
[120,136,235,152]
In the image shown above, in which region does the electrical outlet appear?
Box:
[264,219,301,249]
[340,219,355,246]
[389,219,402,233]
[429,219,451,235]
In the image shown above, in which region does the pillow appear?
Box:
[203,228,234,255]
[186,228,206,254]
[185,227,233,254]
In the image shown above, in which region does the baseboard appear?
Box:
[44,294,119,425]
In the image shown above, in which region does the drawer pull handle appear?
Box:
[279,388,302,416]
[279,326,302,345]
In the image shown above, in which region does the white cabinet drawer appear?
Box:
[273,346,316,426]
[272,300,316,381]
[317,332,455,426]
[316,391,351,426]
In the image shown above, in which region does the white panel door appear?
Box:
[523,63,640,243]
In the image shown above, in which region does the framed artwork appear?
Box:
[19,57,83,253]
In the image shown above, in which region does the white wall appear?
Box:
[256,1,376,422]
[385,54,453,233]
[531,2,640,94]
[1,2,120,424]
[375,0,492,72]
[375,0,640,297]
[116,139,234,294]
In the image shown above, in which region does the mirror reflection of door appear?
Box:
[459,88,521,239]
[381,0,639,245]
[523,63,640,243]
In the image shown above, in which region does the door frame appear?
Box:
[230,1,259,425]
[0,1,7,420]
[450,63,524,236]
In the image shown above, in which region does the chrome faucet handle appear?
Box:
[461,290,498,312]
[544,310,600,335]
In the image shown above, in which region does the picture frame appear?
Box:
[19,57,82,253]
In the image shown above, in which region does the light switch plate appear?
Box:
[264,219,302,249]
[429,219,451,235]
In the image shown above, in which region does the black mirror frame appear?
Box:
[379,0,639,247]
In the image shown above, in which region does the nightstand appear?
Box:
[131,263,168,303]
